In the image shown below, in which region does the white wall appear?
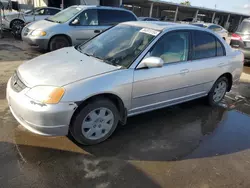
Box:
[34,0,48,7]
[83,0,100,5]
[16,0,48,8]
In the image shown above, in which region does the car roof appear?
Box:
[36,6,61,10]
[71,5,131,11]
[122,21,199,31]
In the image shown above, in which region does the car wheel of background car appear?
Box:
[49,36,70,51]
[10,19,24,30]
[207,76,229,106]
[70,98,120,145]
[11,19,25,40]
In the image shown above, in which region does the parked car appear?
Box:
[7,22,243,145]
[181,17,201,22]
[138,17,159,21]
[21,5,138,51]
[230,18,250,61]
[1,7,61,30]
[191,23,229,41]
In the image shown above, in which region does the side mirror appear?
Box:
[137,57,164,69]
[71,18,80,25]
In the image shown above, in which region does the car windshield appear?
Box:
[45,6,82,23]
[24,8,39,15]
[77,24,159,68]
[237,21,250,33]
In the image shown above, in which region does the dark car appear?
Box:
[230,18,250,61]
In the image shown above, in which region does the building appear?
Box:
[2,0,249,32]
[2,0,122,8]
[123,0,250,32]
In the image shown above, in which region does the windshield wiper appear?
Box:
[45,18,54,22]
[83,52,93,57]
[45,18,62,23]
[82,51,123,67]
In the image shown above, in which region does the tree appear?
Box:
[180,1,191,6]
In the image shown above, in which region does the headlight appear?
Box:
[26,86,65,104]
[30,30,47,36]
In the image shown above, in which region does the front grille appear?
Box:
[11,72,27,93]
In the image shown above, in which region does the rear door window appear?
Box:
[98,9,137,26]
[237,21,250,33]
[192,31,216,60]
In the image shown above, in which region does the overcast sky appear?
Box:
[170,0,250,14]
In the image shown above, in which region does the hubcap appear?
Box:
[213,80,227,103]
[81,108,114,140]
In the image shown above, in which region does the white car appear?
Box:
[7,21,243,145]
[1,7,61,30]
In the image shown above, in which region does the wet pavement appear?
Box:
[1,35,250,187]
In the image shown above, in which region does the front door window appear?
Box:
[149,32,190,64]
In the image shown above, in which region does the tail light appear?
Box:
[231,33,242,41]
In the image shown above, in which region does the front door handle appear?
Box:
[94,30,101,33]
[180,69,189,74]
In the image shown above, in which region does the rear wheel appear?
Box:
[207,77,228,106]
[70,99,119,145]
[49,36,70,51]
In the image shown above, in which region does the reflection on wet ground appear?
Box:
[1,67,250,187]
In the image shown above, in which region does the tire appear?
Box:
[49,36,70,51]
[10,19,24,30]
[207,77,229,106]
[70,99,120,145]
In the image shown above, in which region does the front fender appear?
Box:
[61,69,134,110]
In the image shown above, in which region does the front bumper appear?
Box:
[6,78,77,136]
[22,35,50,50]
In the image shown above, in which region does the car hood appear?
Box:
[27,19,58,30]
[18,47,120,87]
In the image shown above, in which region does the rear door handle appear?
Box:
[94,30,101,33]
[180,69,189,74]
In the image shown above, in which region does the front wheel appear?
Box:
[49,36,70,51]
[207,77,229,106]
[70,99,120,145]
[11,19,24,30]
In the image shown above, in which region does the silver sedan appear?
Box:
[7,21,243,145]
